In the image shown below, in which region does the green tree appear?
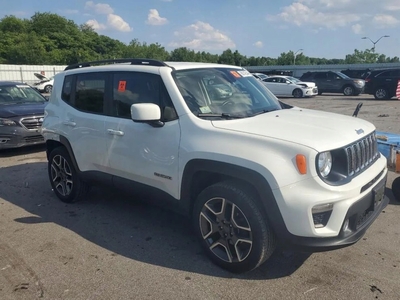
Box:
[218,49,235,65]
[345,49,379,64]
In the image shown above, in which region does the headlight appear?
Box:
[318,151,332,177]
[353,80,364,87]
[0,118,17,126]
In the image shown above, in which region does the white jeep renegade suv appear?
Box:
[41,58,388,273]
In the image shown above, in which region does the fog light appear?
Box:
[343,218,350,232]
[312,203,333,228]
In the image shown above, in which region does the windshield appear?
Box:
[287,76,301,83]
[0,84,46,104]
[336,72,351,79]
[172,68,282,119]
[254,73,268,80]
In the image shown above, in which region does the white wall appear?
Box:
[0,64,67,85]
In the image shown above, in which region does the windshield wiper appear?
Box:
[197,113,245,119]
[250,109,278,117]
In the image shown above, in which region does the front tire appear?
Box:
[193,181,276,273]
[292,88,303,98]
[343,85,355,96]
[391,177,400,202]
[44,85,52,94]
[48,147,89,203]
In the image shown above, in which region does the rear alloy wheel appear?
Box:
[193,181,276,273]
[374,87,390,100]
[48,147,89,203]
[343,85,355,96]
[292,88,303,98]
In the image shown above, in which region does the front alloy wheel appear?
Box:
[45,85,52,94]
[199,197,253,263]
[343,86,354,96]
[193,181,276,273]
[292,88,303,98]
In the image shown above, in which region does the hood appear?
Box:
[211,107,375,152]
[296,81,315,88]
[34,73,50,81]
[0,102,47,118]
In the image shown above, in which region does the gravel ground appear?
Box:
[0,94,399,300]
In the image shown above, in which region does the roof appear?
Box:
[0,81,30,87]
[64,58,241,72]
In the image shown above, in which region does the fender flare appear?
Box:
[46,135,81,173]
[180,159,288,236]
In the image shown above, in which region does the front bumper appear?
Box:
[263,152,389,252]
[278,172,388,251]
[0,126,44,149]
[354,86,365,95]
[304,87,318,97]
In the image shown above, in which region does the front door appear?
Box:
[104,71,181,199]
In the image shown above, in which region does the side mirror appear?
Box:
[131,103,164,128]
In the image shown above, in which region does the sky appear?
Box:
[1,0,400,60]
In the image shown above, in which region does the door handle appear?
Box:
[107,129,124,136]
[62,121,76,127]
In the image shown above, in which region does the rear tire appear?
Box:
[48,147,90,203]
[374,87,390,100]
[193,181,276,273]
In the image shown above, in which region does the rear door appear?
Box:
[59,73,109,173]
[313,72,328,91]
[327,72,343,92]
[263,77,281,95]
[375,70,400,96]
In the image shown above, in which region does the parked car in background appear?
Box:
[300,71,365,96]
[341,69,371,80]
[0,81,47,149]
[364,68,400,100]
[262,75,318,98]
[251,72,269,80]
[31,73,54,94]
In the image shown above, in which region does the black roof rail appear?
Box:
[64,58,169,71]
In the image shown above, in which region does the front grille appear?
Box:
[20,116,44,130]
[24,135,44,143]
[345,132,379,176]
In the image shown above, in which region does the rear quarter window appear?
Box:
[61,75,73,103]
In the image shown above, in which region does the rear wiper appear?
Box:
[197,113,245,119]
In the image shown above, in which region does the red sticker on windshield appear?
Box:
[230,71,241,78]
[118,80,126,92]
